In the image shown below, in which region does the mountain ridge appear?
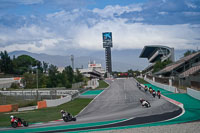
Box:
[8,49,186,71]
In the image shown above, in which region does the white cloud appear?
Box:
[158,12,168,15]
[74,19,200,50]
[93,4,142,18]
[185,1,197,9]
[0,4,200,55]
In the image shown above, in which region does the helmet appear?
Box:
[60,110,64,113]
[10,115,14,119]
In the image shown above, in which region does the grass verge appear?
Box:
[136,78,149,84]
[0,98,92,127]
[95,80,109,90]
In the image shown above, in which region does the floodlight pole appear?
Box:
[71,55,74,70]
[36,68,38,89]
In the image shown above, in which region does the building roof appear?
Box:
[179,63,200,78]
[139,45,171,58]
[157,52,200,75]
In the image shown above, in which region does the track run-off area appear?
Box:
[1,78,200,133]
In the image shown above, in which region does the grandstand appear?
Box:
[156,51,200,77]
[140,45,174,74]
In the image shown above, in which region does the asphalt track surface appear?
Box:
[0,78,181,132]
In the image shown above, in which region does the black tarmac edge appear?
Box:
[36,107,182,133]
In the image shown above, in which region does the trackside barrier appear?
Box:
[144,77,177,93]
[187,88,200,100]
[0,104,18,112]
[46,95,72,107]
[37,101,47,109]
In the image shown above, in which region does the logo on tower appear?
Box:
[103,32,112,48]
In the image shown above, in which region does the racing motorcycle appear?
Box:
[140,99,151,108]
[143,101,151,108]
[61,110,76,122]
[10,116,29,128]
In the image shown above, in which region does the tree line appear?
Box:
[0,50,83,89]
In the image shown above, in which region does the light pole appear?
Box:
[36,68,38,89]
[70,55,74,70]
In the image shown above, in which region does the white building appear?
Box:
[79,61,106,79]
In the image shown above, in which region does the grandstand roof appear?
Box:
[156,52,200,75]
[140,45,171,58]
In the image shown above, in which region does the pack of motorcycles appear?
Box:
[10,83,156,128]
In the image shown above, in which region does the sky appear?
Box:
[0,0,200,55]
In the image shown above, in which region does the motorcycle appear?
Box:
[61,112,76,122]
[11,117,28,128]
[157,91,161,99]
[142,100,151,108]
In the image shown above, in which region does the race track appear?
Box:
[0,78,182,133]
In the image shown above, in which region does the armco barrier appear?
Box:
[187,88,200,100]
[46,95,72,107]
[0,104,18,112]
[37,101,47,109]
[145,78,177,93]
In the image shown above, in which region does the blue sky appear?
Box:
[0,0,200,55]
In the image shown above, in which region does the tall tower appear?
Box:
[102,32,113,76]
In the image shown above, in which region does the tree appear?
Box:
[64,66,74,83]
[74,69,83,82]
[39,73,48,88]
[43,61,49,73]
[47,64,58,87]
[184,50,196,57]
[0,51,13,74]
[153,59,172,73]
[13,55,38,75]
[61,66,74,88]
[22,72,36,89]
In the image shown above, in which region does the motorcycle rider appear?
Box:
[144,86,148,92]
[139,98,151,107]
[61,110,71,119]
[10,115,22,126]
[152,90,156,98]
[149,87,153,94]
[157,90,161,99]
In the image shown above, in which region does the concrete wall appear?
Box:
[144,77,178,93]
[187,88,200,100]
[46,95,72,107]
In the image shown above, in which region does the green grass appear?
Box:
[136,78,149,84]
[95,80,109,89]
[0,98,92,127]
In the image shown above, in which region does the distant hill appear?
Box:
[8,49,186,71]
